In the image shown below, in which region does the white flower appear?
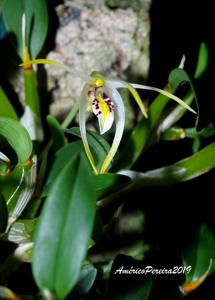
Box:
[24,59,196,174]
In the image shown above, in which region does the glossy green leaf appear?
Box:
[120,141,215,187]
[168,68,199,126]
[116,52,203,171]
[159,43,207,133]
[2,0,23,58]
[47,115,66,151]
[194,42,209,79]
[158,90,194,134]
[66,127,110,170]
[33,154,97,299]
[95,173,131,199]
[71,264,97,298]
[180,224,215,294]
[42,141,84,196]
[3,0,48,59]
[0,194,8,233]
[183,224,215,283]
[0,86,18,120]
[0,117,33,163]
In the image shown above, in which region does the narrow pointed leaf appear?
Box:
[168,68,199,126]
[181,224,215,294]
[3,0,48,58]
[194,42,209,79]
[0,117,32,163]
[120,141,215,186]
[0,86,18,120]
[33,154,97,299]
[47,115,66,151]
[116,66,200,171]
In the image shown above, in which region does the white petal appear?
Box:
[106,80,126,89]
[97,111,114,134]
[107,80,148,118]
[100,85,125,173]
[92,97,114,134]
[79,84,98,174]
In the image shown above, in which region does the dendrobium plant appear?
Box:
[23,59,196,175]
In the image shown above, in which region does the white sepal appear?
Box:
[100,85,125,173]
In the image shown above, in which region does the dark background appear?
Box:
[149,0,215,128]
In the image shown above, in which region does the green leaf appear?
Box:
[66,127,110,170]
[44,140,126,199]
[3,0,48,59]
[180,224,215,294]
[0,117,33,163]
[183,224,215,283]
[47,115,66,151]
[0,86,18,120]
[0,194,8,233]
[95,173,131,199]
[194,42,209,79]
[2,0,23,58]
[115,59,202,171]
[168,68,199,126]
[32,154,97,299]
[43,141,84,196]
[71,264,97,298]
[121,141,215,186]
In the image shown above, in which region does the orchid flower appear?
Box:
[22,59,196,174]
